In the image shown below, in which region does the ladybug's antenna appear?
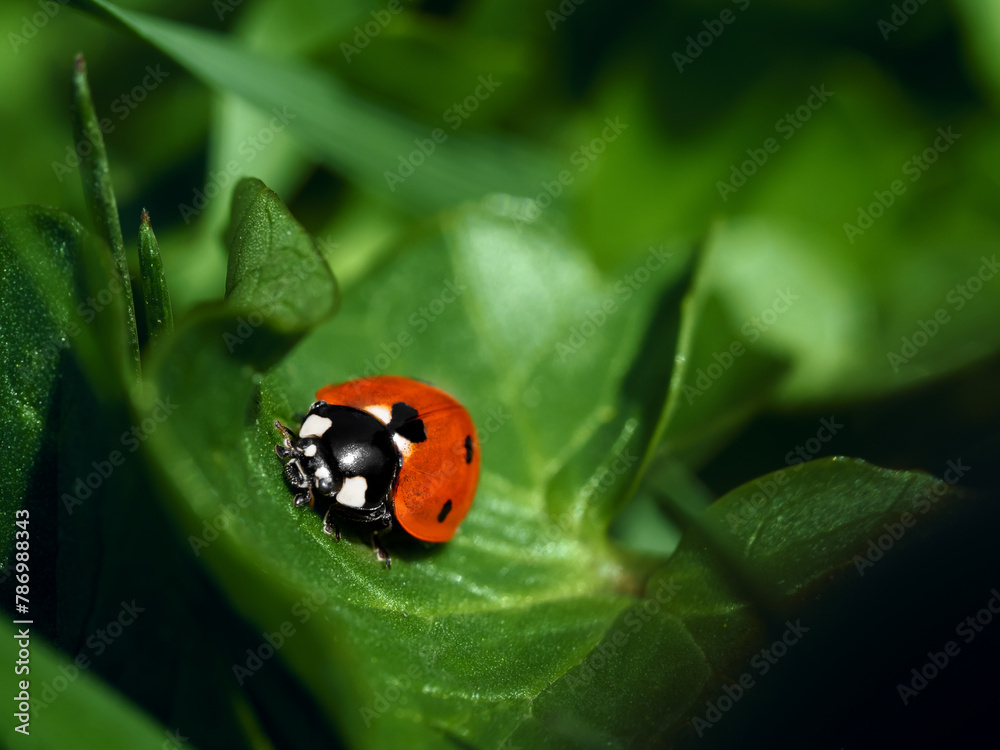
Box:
[274,419,295,443]
[274,420,299,459]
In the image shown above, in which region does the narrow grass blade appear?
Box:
[71,53,140,379]
[137,209,174,346]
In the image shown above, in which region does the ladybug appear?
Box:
[274,376,480,568]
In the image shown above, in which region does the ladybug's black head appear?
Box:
[274,424,343,496]
[301,438,345,495]
[274,402,400,518]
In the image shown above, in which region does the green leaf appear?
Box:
[508,458,968,747]
[137,195,683,748]
[128,183,975,747]
[650,211,1000,469]
[647,226,791,465]
[1,181,342,750]
[0,205,130,516]
[0,205,135,649]
[71,53,140,380]
[137,209,173,346]
[955,0,1000,104]
[0,208,87,567]
[134,177,337,526]
[66,0,554,214]
[223,177,338,332]
[577,61,1000,422]
[12,164,975,746]
[6,5,995,747]
[0,196,295,744]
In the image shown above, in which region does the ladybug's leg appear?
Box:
[372,514,392,568]
[284,461,308,488]
[292,484,315,508]
[372,530,391,569]
[322,506,342,541]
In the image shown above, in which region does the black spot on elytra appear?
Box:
[389,401,427,443]
[437,500,453,523]
[389,401,418,424]
[464,435,473,464]
[396,420,427,443]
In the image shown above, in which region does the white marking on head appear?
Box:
[337,476,368,508]
[314,465,331,480]
[303,444,317,457]
[392,433,413,457]
[300,414,332,438]
[365,405,392,425]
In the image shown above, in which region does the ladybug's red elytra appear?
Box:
[274,376,480,568]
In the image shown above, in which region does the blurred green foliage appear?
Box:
[2,1,1000,748]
